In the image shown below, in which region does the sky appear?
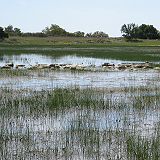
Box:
[0,0,160,37]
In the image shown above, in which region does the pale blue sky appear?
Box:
[0,0,160,37]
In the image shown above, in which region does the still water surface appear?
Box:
[0,54,159,90]
[0,54,146,67]
[0,70,159,90]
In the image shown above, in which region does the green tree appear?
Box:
[73,31,85,37]
[138,24,159,39]
[5,25,21,36]
[0,27,8,40]
[14,28,22,36]
[5,25,14,34]
[92,31,109,38]
[121,23,138,40]
[42,26,50,34]
[42,24,67,36]
[121,23,160,40]
[5,25,14,36]
[85,33,92,37]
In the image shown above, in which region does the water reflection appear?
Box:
[0,70,159,90]
[0,54,145,67]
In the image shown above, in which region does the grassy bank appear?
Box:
[0,37,160,62]
[0,36,160,46]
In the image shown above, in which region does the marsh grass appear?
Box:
[0,39,160,159]
[0,86,159,159]
[126,127,160,160]
[0,69,29,77]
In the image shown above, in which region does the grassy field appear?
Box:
[1,36,160,46]
[0,37,160,62]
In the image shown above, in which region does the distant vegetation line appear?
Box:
[0,24,109,40]
[0,23,160,41]
[121,23,160,40]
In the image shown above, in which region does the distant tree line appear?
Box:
[1,23,160,40]
[121,23,160,40]
[0,24,109,40]
[42,24,109,38]
[4,25,22,36]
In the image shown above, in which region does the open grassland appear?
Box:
[1,36,160,46]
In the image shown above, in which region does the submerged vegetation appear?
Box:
[0,86,160,159]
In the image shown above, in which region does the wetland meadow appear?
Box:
[0,38,160,160]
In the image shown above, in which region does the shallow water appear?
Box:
[0,54,159,91]
[1,93,160,160]
[0,70,159,90]
[0,52,160,159]
[0,54,146,67]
